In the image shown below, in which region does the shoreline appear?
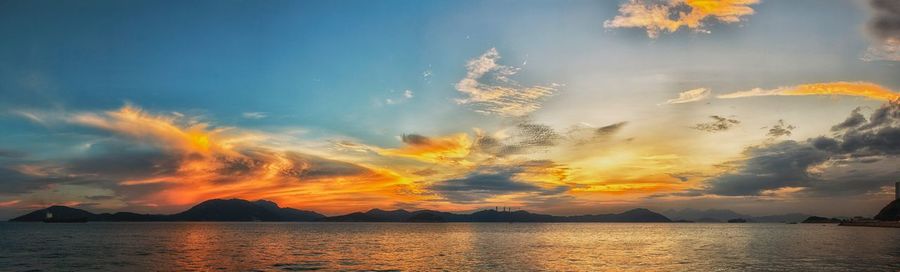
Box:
[839,222,900,228]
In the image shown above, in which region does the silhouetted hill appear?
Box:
[10,199,324,222]
[321,208,671,222]
[170,199,324,221]
[10,206,98,222]
[322,212,389,222]
[10,199,670,223]
[662,208,747,222]
[405,212,446,222]
[98,212,166,221]
[662,208,812,223]
[802,216,842,223]
[874,199,900,221]
[364,209,413,221]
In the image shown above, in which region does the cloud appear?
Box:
[0,200,20,207]
[455,48,558,116]
[705,102,900,197]
[595,122,629,137]
[717,81,899,101]
[242,112,267,119]
[472,121,567,157]
[706,141,831,196]
[427,162,569,203]
[604,0,759,38]
[764,119,796,139]
[1,104,407,213]
[692,115,740,132]
[662,88,711,104]
[378,133,472,164]
[864,0,900,61]
[384,90,414,105]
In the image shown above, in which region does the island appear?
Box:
[9,198,673,223]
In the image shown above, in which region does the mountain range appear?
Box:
[9,198,671,223]
[661,208,813,223]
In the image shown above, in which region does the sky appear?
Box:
[1,0,899,219]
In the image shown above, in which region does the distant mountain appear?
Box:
[10,199,324,222]
[322,207,671,223]
[662,208,812,223]
[169,199,325,221]
[662,208,748,222]
[11,206,99,222]
[10,199,670,223]
[750,213,812,223]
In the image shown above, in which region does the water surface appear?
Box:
[1,222,899,271]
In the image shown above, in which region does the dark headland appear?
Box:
[832,182,900,228]
[8,198,672,223]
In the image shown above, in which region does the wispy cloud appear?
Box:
[604,0,759,38]
[763,119,795,139]
[717,81,899,101]
[242,112,267,119]
[692,115,740,132]
[662,88,711,104]
[455,48,558,117]
[385,89,414,105]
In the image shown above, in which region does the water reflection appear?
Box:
[1,222,899,271]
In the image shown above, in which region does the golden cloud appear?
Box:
[717,81,900,101]
[604,0,759,38]
[378,133,473,164]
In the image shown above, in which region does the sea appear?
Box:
[1,222,899,271]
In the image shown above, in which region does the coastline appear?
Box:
[838,222,900,228]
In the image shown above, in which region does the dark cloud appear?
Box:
[831,107,866,131]
[281,152,372,180]
[705,102,900,197]
[869,0,900,41]
[706,141,830,196]
[401,134,431,145]
[824,102,899,156]
[595,122,628,137]
[764,119,796,139]
[427,162,569,203]
[66,149,182,179]
[692,115,740,132]
[667,172,705,182]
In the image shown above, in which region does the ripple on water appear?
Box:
[272,261,327,271]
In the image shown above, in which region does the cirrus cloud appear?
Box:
[455,48,559,117]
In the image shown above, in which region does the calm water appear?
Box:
[1,222,899,271]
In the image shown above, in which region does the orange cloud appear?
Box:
[717,81,900,101]
[377,133,473,164]
[0,200,20,207]
[69,104,238,155]
[62,105,419,214]
[604,0,759,38]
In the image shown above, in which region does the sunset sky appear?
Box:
[1,0,899,219]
